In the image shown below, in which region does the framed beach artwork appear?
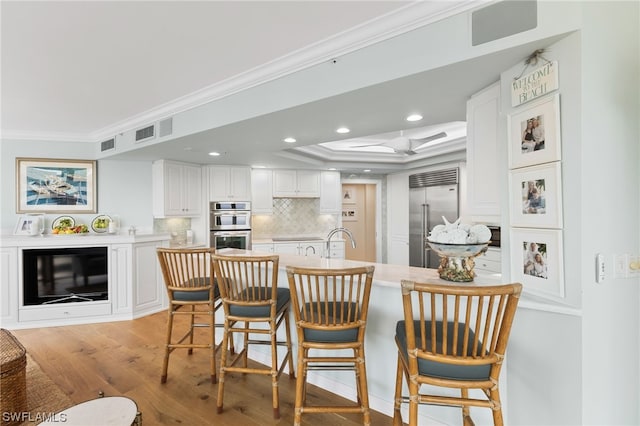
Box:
[342,187,356,204]
[509,162,563,229]
[508,93,562,169]
[510,228,565,299]
[16,158,97,213]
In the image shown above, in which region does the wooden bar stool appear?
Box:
[393,280,522,426]
[156,248,222,384]
[286,265,375,426]
[212,253,295,419]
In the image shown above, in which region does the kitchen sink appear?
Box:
[272,237,324,242]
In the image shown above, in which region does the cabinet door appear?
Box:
[0,248,18,325]
[320,171,341,214]
[229,167,251,200]
[466,82,501,222]
[182,164,202,215]
[273,170,298,197]
[251,243,274,253]
[209,166,231,200]
[326,241,345,259]
[251,169,273,214]
[295,170,320,197]
[110,244,132,315]
[272,242,301,255]
[133,241,166,316]
[164,161,185,216]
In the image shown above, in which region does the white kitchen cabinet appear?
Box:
[466,82,501,223]
[251,169,274,214]
[251,243,274,253]
[273,169,320,198]
[475,247,502,275]
[152,160,202,217]
[208,166,251,201]
[110,244,132,315]
[0,248,18,324]
[386,172,410,265]
[319,171,341,214]
[132,240,167,317]
[325,241,345,259]
[273,241,323,257]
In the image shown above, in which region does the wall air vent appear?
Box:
[409,168,459,188]
[100,138,115,152]
[135,124,155,143]
[159,117,173,137]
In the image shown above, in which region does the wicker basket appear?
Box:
[1,329,27,426]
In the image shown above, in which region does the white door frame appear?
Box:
[341,178,382,263]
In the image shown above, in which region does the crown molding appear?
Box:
[0,130,90,143]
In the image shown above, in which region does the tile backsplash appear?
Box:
[154,217,191,245]
[252,198,338,238]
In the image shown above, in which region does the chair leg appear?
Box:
[356,345,371,426]
[270,317,281,419]
[242,321,249,368]
[283,307,295,379]
[489,387,504,426]
[209,306,217,384]
[161,308,174,384]
[408,375,419,426]
[393,354,404,426]
[293,345,306,426]
[187,305,195,355]
[461,389,474,425]
[216,320,231,414]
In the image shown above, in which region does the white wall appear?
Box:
[0,139,154,233]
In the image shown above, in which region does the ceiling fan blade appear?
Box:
[410,131,447,144]
[349,143,385,148]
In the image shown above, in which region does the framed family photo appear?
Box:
[16,158,97,213]
[510,228,565,299]
[509,162,563,228]
[508,93,562,169]
[342,208,357,222]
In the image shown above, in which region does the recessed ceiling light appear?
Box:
[253,165,266,169]
[406,114,423,122]
[336,127,350,134]
[363,169,371,173]
[209,151,221,156]
[328,167,337,171]
[283,137,296,143]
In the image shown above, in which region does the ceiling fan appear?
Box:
[351,131,447,155]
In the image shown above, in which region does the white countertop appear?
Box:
[217,248,504,289]
[0,233,171,248]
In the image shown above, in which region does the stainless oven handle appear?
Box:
[212,231,250,236]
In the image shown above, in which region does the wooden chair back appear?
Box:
[212,253,280,319]
[400,280,522,384]
[286,265,375,345]
[157,248,216,301]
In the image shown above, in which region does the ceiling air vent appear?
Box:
[409,168,459,188]
[135,124,155,143]
[159,117,173,137]
[100,138,115,152]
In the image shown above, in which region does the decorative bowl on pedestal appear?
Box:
[426,241,490,282]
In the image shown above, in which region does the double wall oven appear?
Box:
[210,201,252,250]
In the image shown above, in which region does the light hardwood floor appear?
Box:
[12,311,395,425]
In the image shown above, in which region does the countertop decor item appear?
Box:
[91,215,111,233]
[427,217,492,282]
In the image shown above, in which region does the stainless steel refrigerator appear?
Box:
[409,168,459,268]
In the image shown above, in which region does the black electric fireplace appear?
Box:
[23,247,108,305]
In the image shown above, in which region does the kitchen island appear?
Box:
[217,248,505,425]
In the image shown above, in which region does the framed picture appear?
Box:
[510,228,565,299]
[342,187,356,204]
[342,208,357,222]
[509,162,563,228]
[508,93,561,169]
[14,215,43,236]
[16,158,97,213]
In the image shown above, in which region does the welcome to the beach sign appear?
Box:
[511,61,559,107]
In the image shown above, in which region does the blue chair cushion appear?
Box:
[173,277,219,301]
[302,302,359,343]
[395,320,491,381]
[228,287,290,318]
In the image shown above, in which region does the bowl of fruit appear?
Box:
[52,224,89,235]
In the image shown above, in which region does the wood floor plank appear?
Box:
[12,311,394,425]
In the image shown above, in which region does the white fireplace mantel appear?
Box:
[0,233,171,329]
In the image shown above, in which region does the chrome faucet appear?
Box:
[325,227,356,258]
[305,245,316,256]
